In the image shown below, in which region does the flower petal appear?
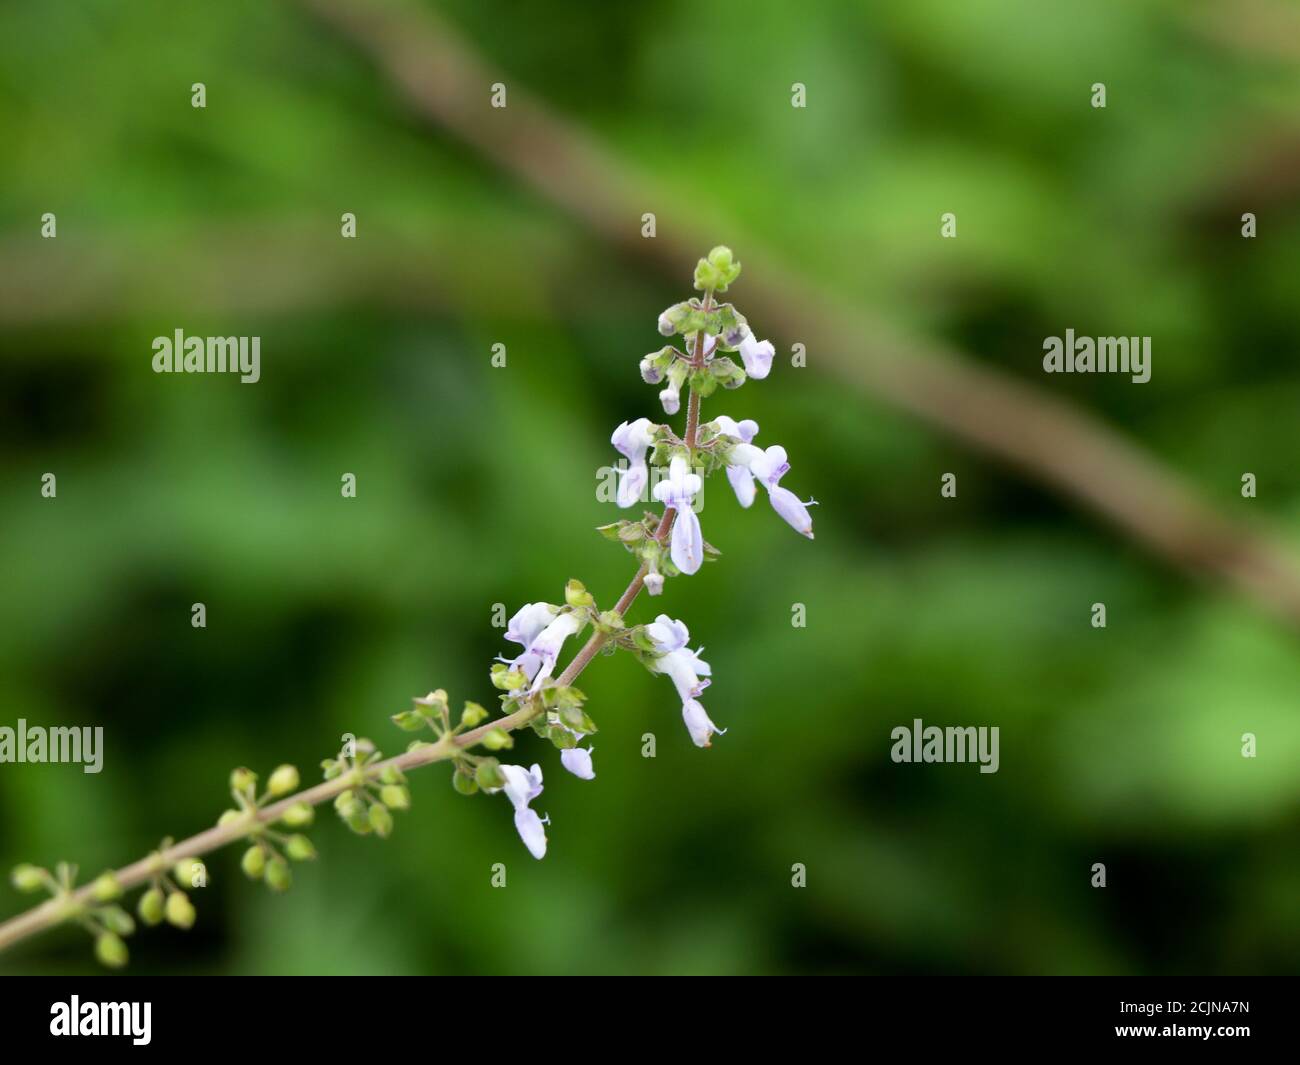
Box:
[738,335,774,379]
[514,807,548,859]
[768,485,815,539]
[560,746,596,780]
[682,699,725,748]
[670,506,704,575]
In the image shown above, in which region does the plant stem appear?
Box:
[0,336,710,957]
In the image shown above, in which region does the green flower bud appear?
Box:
[595,609,624,633]
[368,803,394,838]
[241,846,266,880]
[264,857,292,892]
[564,579,595,608]
[490,663,527,691]
[380,784,410,810]
[452,768,479,796]
[97,905,135,936]
[90,872,122,902]
[95,931,129,969]
[267,764,299,797]
[334,790,361,818]
[218,808,248,829]
[344,810,372,834]
[173,858,206,889]
[460,701,489,728]
[480,727,514,751]
[280,801,315,828]
[138,887,165,926]
[285,835,316,862]
[379,765,406,786]
[11,864,46,893]
[229,767,257,796]
[474,759,506,790]
[165,891,196,930]
[391,710,428,731]
[320,758,344,781]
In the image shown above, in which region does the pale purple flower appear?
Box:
[659,384,681,416]
[505,602,557,648]
[652,456,704,575]
[646,614,722,746]
[490,763,549,859]
[646,614,712,703]
[682,698,725,748]
[737,333,774,379]
[711,416,761,509]
[749,445,816,539]
[611,418,656,508]
[560,743,595,780]
[500,609,584,692]
[644,570,664,596]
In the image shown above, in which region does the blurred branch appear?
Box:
[291,0,1300,628]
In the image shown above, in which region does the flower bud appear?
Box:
[91,872,122,902]
[165,890,196,930]
[644,573,664,596]
[173,858,206,889]
[344,809,372,834]
[285,835,316,862]
[137,887,165,926]
[229,767,257,796]
[474,759,506,790]
[10,864,46,893]
[564,579,595,608]
[380,784,410,810]
[460,702,488,728]
[480,728,514,751]
[368,804,394,839]
[218,808,248,829]
[98,905,135,936]
[95,931,129,969]
[267,764,299,797]
[264,857,292,892]
[280,801,314,828]
[241,846,266,880]
[639,356,663,384]
[452,769,479,796]
[334,790,361,819]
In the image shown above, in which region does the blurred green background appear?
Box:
[2,0,1299,975]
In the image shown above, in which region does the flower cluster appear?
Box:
[3,246,815,966]
[456,246,816,857]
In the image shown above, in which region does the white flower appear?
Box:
[749,445,816,539]
[500,609,583,692]
[644,571,664,596]
[652,456,704,575]
[505,602,558,648]
[711,416,761,509]
[737,333,774,379]
[646,614,723,747]
[560,743,595,780]
[611,418,656,508]
[659,385,680,415]
[489,763,549,859]
[682,698,725,748]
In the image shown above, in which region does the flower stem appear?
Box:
[0,297,713,958]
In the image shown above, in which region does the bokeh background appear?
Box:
[2,0,1299,975]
